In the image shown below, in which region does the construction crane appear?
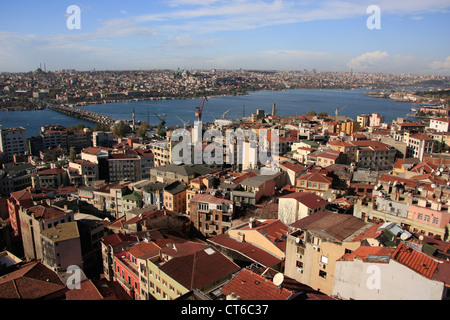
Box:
[153,113,167,127]
[222,109,231,119]
[335,105,348,118]
[176,115,190,128]
[195,96,208,122]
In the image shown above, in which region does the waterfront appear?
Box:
[0,108,95,138]
[0,88,416,137]
[81,89,416,126]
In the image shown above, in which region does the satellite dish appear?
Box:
[431,184,436,189]
[273,273,285,287]
[400,233,411,241]
[440,168,444,172]
[295,237,301,244]
[419,235,424,241]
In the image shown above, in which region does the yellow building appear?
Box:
[341,121,360,135]
[145,242,240,300]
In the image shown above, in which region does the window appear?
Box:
[424,215,430,222]
[433,217,439,224]
[319,270,327,279]
[417,213,423,220]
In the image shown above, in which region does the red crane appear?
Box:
[195,96,208,122]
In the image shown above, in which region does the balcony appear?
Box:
[116,274,133,292]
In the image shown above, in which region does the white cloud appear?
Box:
[347,51,390,71]
[347,51,434,74]
[430,56,450,74]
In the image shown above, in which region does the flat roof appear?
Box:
[40,221,80,242]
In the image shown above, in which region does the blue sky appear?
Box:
[0,0,449,74]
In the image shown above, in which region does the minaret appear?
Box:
[272,103,276,116]
[132,108,136,131]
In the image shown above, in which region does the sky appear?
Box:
[0,0,449,74]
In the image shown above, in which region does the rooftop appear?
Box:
[40,221,80,242]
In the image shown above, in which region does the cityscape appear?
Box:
[0,0,450,311]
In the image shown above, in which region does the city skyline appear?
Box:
[0,0,450,74]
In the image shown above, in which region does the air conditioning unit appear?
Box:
[297,268,303,273]
[296,253,302,258]
[313,246,320,252]
[150,288,155,294]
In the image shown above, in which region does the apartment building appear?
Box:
[81,146,110,181]
[144,242,240,300]
[31,168,68,189]
[295,172,333,194]
[40,125,68,150]
[278,192,329,226]
[284,211,375,296]
[189,192,234,237]
[68,159,99,186]
[353,174,450,241]
[163,181,187,214]
[101,233,139,282]
[407,133,435,161]
[227,218,288,262]
[333,243,450,300]
[0,163,34,196]
[19,204,75,261]
[91,182,130,219]
[108,150,141,183]
[429,117,450,133]
[0,126,27,163]
[40,221,83,272]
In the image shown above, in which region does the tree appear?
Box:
[306,110,317,116]
[136,121,150,138]
[93,124,110,132]
[112,122,130,138]
[66,126,75,132]
[157,122,166,137]
[318,112,328,117]
[69,147,77,162]
[75,123,86,131]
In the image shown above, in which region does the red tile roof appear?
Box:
[391,242,440,279]
[221,268,294,300]
[290,211,367,242]
[190,193,233,205]
[101,233,139,247]
[279,192,329,209]
[0,261,66,299]
[159,243,240,290]
[241,219,289,252]
[279,161,306,173]
[339,246,395,262]
[208,234,282,268]
[65,279,132,300]
[27,205,68,221]
[410,133,434,141]
[297,172,333,184]
[33,168,66,176]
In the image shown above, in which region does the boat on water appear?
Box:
[410,107,417,112]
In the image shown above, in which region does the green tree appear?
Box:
[66,126,75,132]
[69,147,77,162]
[93,124,110,132]
[75,123,86,131]
[318,112,328,117]
[157,122,166,137]
[136,121,150,138]
[112,122,130,138]
[306,110,317,116]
